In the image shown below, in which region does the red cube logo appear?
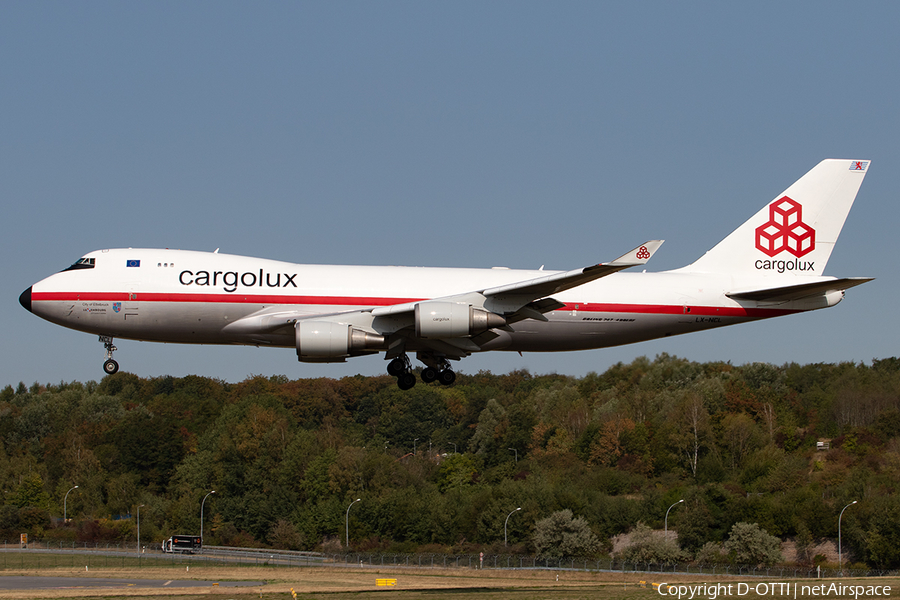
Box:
[786,222,815,256]
[755,196,816,257]
[755,222,786,256]
[771,197,802,228]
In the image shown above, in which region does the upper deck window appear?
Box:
[61,257,96,272]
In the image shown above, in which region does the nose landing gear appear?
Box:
[100,336,119,375]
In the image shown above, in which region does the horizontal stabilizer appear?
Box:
[726,277,873,302]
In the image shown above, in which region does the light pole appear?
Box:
[508,448,518,463]
[200,490,215,549]
[64,485,78,523]
[414,438,419,455]
[451,443,457,454]
[665,499,684,540]
[136,504,145,554]
[504,507,521,546]
[839,500,857,574]
[346,498,361,549]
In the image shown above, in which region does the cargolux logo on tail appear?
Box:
[754,197,816,273]
[755,197,815,257]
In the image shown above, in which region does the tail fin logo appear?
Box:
[754,196,816,258]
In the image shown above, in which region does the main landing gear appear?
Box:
[100,336,119,375]
[387,355,417,390]
[387,354,456,390]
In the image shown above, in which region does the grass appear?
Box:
[0,562,896,600]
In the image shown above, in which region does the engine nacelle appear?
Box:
[296,321,384,362]
[415,301,506,338]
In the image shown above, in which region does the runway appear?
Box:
[0,575,265,590]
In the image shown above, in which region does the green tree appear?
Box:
[12,472,50,509]
[723,522,782,566]
[619,522,687,565]
[532,509,600,558]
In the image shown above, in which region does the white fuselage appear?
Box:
[25,248,838,354]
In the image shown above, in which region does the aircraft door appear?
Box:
[122,283,140,320]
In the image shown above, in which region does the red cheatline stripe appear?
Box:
[32,291,421,306]
[31,291,799,318]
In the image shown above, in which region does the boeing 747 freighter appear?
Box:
[20,159,872,389]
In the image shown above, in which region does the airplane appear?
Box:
[20,159,872,390]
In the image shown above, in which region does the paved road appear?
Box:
[0,575,266,590]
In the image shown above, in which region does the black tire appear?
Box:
[438,369,456,386]
[421,367,438,383]
[387,358,406,377]
[103,359,119,375]
[398,372,417,390]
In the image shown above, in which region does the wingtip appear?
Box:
[609,240,664,266]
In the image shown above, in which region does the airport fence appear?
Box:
[324,552,900,579]
[1,540,898,579]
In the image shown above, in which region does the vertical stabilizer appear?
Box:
[679,159,870,276]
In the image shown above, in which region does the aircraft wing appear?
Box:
[726,277,873,302]
[225,240,663,356]
[222,307,362,336]
[482,240,663,298]
[370,240,664,320]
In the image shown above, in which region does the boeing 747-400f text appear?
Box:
[20,159,873,389]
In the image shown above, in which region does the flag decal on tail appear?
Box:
[754,197,815,258]
[851,161,869,171]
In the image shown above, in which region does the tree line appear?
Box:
[1,354,899,567]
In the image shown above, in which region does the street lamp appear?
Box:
[839,500,857,574]
[504,507,521,546]
[64,485,78,523]
[200,490,215,549]
[414,438,419,455]
[346,498,361,549]
[136,504,145,554]
[508,448,518,463]
[665,499,684,540]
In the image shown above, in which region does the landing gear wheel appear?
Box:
[438,369,456,386]
[387,358,406,377]
[100,336,119,375]
[398,372,417,390]
[421,367,438,383]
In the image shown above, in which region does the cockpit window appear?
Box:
[61,257,96,272]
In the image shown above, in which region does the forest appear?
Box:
[2,354,899,568]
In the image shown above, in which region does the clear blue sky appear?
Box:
[3,2,897,387]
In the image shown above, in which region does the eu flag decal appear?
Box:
[126,260,141,267]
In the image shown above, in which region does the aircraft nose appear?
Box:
[19,287,32,313]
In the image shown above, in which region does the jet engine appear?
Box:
[296,321,384,362]
[415,301,506,338]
